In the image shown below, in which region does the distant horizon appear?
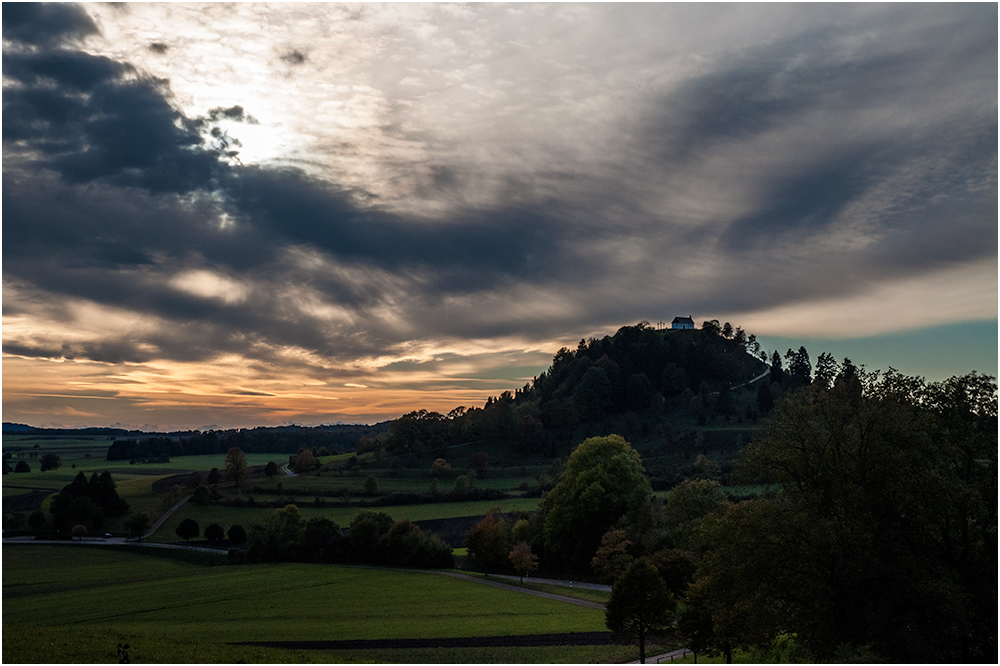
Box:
[3,4,995,434]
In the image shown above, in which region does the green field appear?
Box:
[2,545,640,663]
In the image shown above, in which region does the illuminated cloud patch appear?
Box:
[2,3,995,428]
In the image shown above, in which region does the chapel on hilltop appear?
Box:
[670,315,695,330]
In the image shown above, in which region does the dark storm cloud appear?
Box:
[1,2,98,48]
[221,167,556,289]
[3,49,221,193]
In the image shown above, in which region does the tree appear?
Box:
[264,461,279,478]
[464,507,512,575]
[28,509,46,532]
[247,504,304,562]
[466,451,489,476]
[591,528,634,586]
[207,467,222,486]
[542,435,653,572]
[663,478,728,548]
[124,512,151,538]
[39,453,61,471]
[191,484,211,505]
[302,516,343,562]
[509,541,539,582]
[71,524,88,539]
[204,523,225,541]
[574,366,612,420]
[812,351,838,387]
[605,558,677,664]
[429,458,451,478]
[225,447,249,487]
[348,509,394,560]
[769,350,784,384]
[175,518,199,541]
[293,448,317,473]
[784,346,811,385]
[14,460,30,473]
[227,524,247,545]
[363,474,379,495]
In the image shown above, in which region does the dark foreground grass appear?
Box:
[3,544,618,663]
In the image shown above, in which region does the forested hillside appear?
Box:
[365,321,789,488]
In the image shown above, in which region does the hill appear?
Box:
[367,321,781,489]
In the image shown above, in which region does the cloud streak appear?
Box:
[3,3,996,428]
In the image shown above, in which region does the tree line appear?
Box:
[105,423,388,461]
[223,505,453,569]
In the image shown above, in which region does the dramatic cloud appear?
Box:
[3,3,996,429]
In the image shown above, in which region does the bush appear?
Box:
[204,523,225,541]
[176,518,199,541]
[227,524,247,545]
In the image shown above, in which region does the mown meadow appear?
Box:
[3,545,644,663]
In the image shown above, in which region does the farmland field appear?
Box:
[2,544,642,663]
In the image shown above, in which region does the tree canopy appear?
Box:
[224,447,249,487]
[605,557,676,663]
[542,435,653,573]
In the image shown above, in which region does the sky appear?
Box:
[2,2,997,431]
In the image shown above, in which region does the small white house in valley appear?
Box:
[671,316,695,330]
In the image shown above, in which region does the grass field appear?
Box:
[2,544,640,663]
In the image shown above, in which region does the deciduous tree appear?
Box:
[227,524,247,545]
[204,523,225,541]
[124,512,150,538]
[464,507,512,574]
[509,541,539,582]
[542,435,653,573]
[224,447,249,487]
[591,528,633,586]
[176,518,199,541]
[39,453,61,471]
[605,558,676,664]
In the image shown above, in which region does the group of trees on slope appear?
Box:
[460,365,996,663]
[24,471,130,534]
[370,320,776,460]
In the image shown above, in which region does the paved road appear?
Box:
[629,647,692,663]
[488,572,610,592]
[144,493,191,538]
[433,571,606,609]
